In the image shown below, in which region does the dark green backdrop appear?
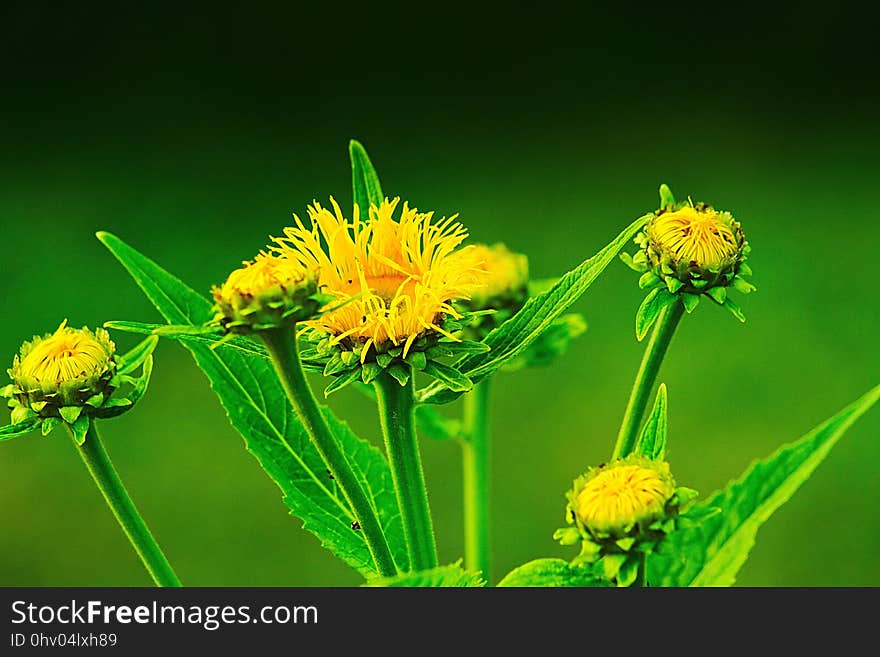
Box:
[2,5,878,586]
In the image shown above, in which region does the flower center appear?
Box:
[19,331,110,385]
[576,465,670,531]
[650,206,739,268]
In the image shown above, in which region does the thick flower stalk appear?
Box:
[613,185,755,459]
[0,322,180,586]
[275,197,488,570]
[554,455,696,587]
[212,253,398,577]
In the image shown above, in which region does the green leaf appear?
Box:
[350,140,384,214]
[71,415,90,445]
[723,297,746,322]
[115,335,159,375]
[58,406,83,424]
[650,384,880,587]
[501,313,586,372]
[635,384,668,460]
[419,214,649,404]
[422,361,473,393]
[0,417,42,441]
[365,562,485,587]
[636,287,677,342]
[97,231,408,577]
[497,558,609,587]
[324,368,361,397]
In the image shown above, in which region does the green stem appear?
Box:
[261,329,398,577]
[612,299,685,459]
[373,372,438,571]
[462,380,491,579]
[636,553,648,587]
[72,423,181,587]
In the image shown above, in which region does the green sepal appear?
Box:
[422,361,473,393]
[10,406,36,425]
[30,400,49,413]
[638,271,661,289]
[360,362,382,385]
[0,416,42,441]
[41,417,61,436]
[58,406,84,424]
[665,276,684,294]
[323,353,351,377]
[84,392,105,408]
[341,350,358,366]
[386,363,411,387]
[615,537,637,551]
[405,351,427,371]
[615,556,640,587]
[70,415,90,445]
[323,369,361,397]
[600,553,627,580]
[376,353,393,368]
[723,297,746,322]
[619,252,644,272]
[659,183,676,207]
[732,276,756,294]
[553,526,582,546]
[706,286,727,304]
[682,293,701,314]
[738,263,753,277]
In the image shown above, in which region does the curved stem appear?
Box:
[72,423,181,587]
[373,373,438,571]
[612,299,685,459]
[261,328,398,577]
[462,380,491,579]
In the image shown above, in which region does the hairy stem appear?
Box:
[261,328,398,577]
[462,380,491,579]
[613,299,685,459]
[72,423,181,587]
[374,373,438,571]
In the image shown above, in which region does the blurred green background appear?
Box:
[2,5,878,586]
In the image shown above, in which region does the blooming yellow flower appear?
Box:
[274,197,484,359]
[11,320,116,404]
[573,458,675,536]
[212,252,319,332]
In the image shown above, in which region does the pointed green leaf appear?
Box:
[650,384,880,587]
[636,288,676,342]
[635,383,668,460]
[501,313,586,372]
[419,214,649,403]
[97,231,408,577]
[422,361,473,393]
[404,351,427,371]
[350,140,384,215]
[41,417,61,436]
[0,417,42,441]
[115,335,159,375]
[365,562,484,587]
[386,363,411,386]
[706,286,727,304]
[497,558,609,587]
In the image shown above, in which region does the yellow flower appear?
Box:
[465,243,528,309]
[212,252,319,332]
[274,197,484,359]
[573,458,675,536]
[646,205,741,272]
[12,320,116,404]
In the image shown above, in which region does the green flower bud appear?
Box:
[212,252,321,334]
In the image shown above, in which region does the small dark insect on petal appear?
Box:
[351,520,361,531]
